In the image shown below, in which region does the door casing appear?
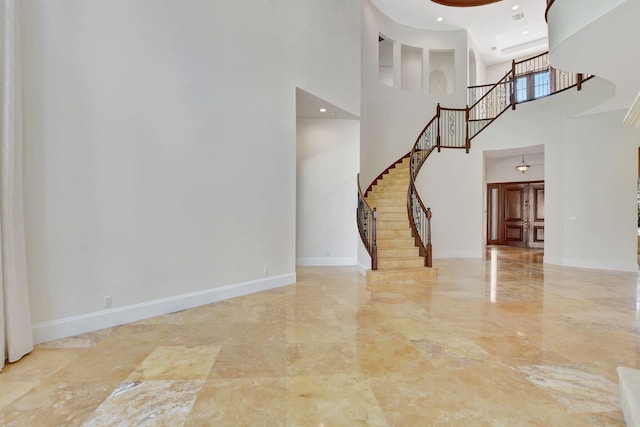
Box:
[487,181,544,248]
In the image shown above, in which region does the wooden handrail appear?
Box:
[545,0,556,22]
[514,51,548,66]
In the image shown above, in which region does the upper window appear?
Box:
[516,70,551,103]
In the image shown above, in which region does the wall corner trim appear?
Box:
[31,273,296,344]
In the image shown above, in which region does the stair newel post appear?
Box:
[436,103,441,152]
[425,207,432,268]
[577,73,583,91]
[371,208,377,270]
[510,59,516,110]
[465,106,470,153]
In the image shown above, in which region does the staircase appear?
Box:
[364,157,436,284]
[357,51,591,285]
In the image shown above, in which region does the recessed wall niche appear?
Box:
[378,35,394,87]
[401,44,423,92]
[429,49,455,95]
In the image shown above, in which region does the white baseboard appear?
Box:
[296,257,357,266]
[32,273,296,344]
[545,257,639,273]
[357,263,368,276]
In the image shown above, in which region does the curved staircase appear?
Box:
[364,157,436,284]
[357,51,591,285]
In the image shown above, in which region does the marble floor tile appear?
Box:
[82,380,204,426]
[369,366,592,426]
[0,380,38,410]
[286,375,388,427]
[516,364,620,413]
[1,246,636,425]
[127,345,221,380]
[0,380,120,427]
[209,343,287,378]
[286,341,361,376]
[0,348,81,382]
[475,334,570,367]
[186,377,286,426]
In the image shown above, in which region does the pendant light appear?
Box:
[515,154,530,173]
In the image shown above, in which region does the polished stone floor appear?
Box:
[1,246,639,426]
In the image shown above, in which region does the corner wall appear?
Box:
[296,119,360,266]
[21,0,361,342]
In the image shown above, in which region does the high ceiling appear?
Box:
[369,0,548,65]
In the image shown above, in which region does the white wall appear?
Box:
[417,76,640,271]
[485,152,545,183]
[467,35,488,88]
[360,0,468,201]
[296,119,359,266]
[486,60,514,85]
[21,0,361,342]
[401,44,423,92]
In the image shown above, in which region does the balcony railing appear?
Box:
[357,173,377,270]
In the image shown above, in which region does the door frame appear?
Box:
[486,180,544,248]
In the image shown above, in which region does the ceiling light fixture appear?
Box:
[319,108,327,113]
[515,154,530,173]
[512,5,519,10]
[523,30,529,35]
[436,16,443,22]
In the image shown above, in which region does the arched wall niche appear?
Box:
[429,70,448,95]
[429,49,455,95]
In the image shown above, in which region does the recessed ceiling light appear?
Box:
[436,16,443,22]
[512,5,519,10]
[523,30,529,35]
[319,108,327,113]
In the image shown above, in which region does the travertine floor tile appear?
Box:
[286,375,388,427]
[186,377,286,426]
[516,364,620,413]
[127,345,221,380]
[83,380,203,426]
[0,380,120,427]
[0,246,635,425]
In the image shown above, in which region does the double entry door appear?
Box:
[487,181,544,248]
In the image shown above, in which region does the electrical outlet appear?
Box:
[104,296,112,308]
